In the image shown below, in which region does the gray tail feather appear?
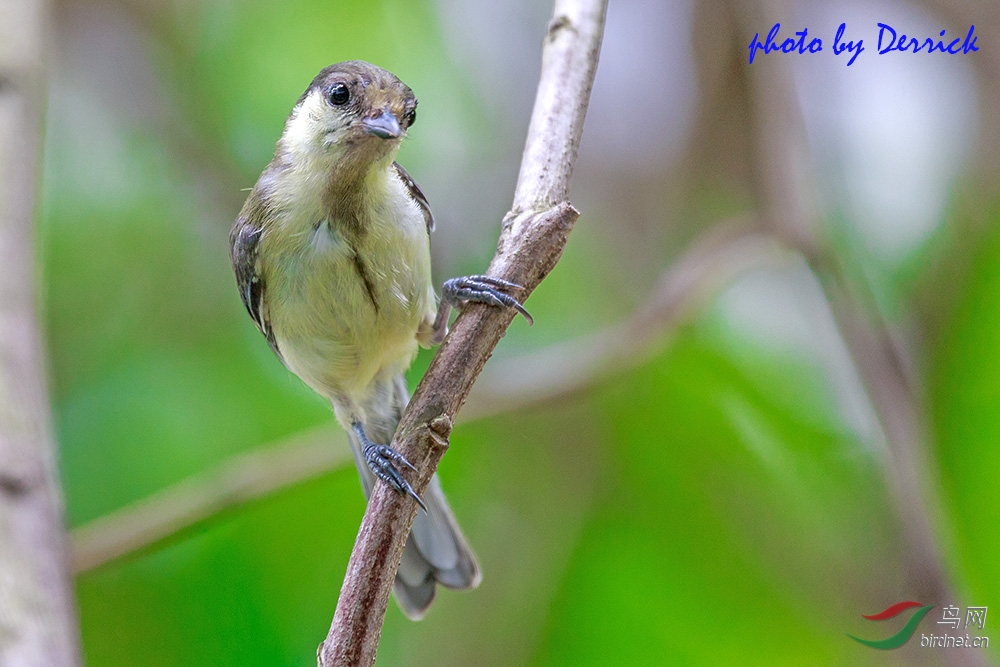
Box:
[344,373,481,620]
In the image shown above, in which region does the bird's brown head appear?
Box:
[281,61,418,167]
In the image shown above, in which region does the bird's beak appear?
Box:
[363,109,402,139]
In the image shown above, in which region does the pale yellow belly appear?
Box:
[264,222,433,402]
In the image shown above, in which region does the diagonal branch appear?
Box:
[316,0,607,664]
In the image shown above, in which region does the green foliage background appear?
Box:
[39,0,997,665]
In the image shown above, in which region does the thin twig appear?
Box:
[317,1,606,664]
[0,1,82,665]
[69,219,784,574]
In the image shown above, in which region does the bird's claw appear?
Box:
[354,423,426,511]
[442,275,533,325]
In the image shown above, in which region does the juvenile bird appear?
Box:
[229,61,529,618]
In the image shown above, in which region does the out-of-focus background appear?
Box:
[28,0,998,664]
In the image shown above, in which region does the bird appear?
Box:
[229,60,530,619]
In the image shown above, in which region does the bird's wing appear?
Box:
[393,161,435,233]
[230,214,283,361]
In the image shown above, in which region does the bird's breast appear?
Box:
[261,199,433,399]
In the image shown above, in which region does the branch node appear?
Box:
[0,470,32,497]
[547,15,575,41]
[427,414,453,442]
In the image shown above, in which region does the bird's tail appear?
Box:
[344,373,481,620]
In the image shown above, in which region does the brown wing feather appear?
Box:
[393,162,434,233]
[230,199,283,362]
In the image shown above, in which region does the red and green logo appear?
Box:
[849,601,935,650]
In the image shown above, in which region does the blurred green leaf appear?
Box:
[930,205,1000,636]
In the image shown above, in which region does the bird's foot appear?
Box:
[353,422,426,511]
[441,275,533,325]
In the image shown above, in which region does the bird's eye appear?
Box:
[328,83,350,105]
[405,108,417,128]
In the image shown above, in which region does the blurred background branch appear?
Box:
[0,0,81,665]
[69,424,353,573]
[739,0,961,609]
[732,7,989,667]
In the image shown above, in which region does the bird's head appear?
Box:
[280,61,418,170]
